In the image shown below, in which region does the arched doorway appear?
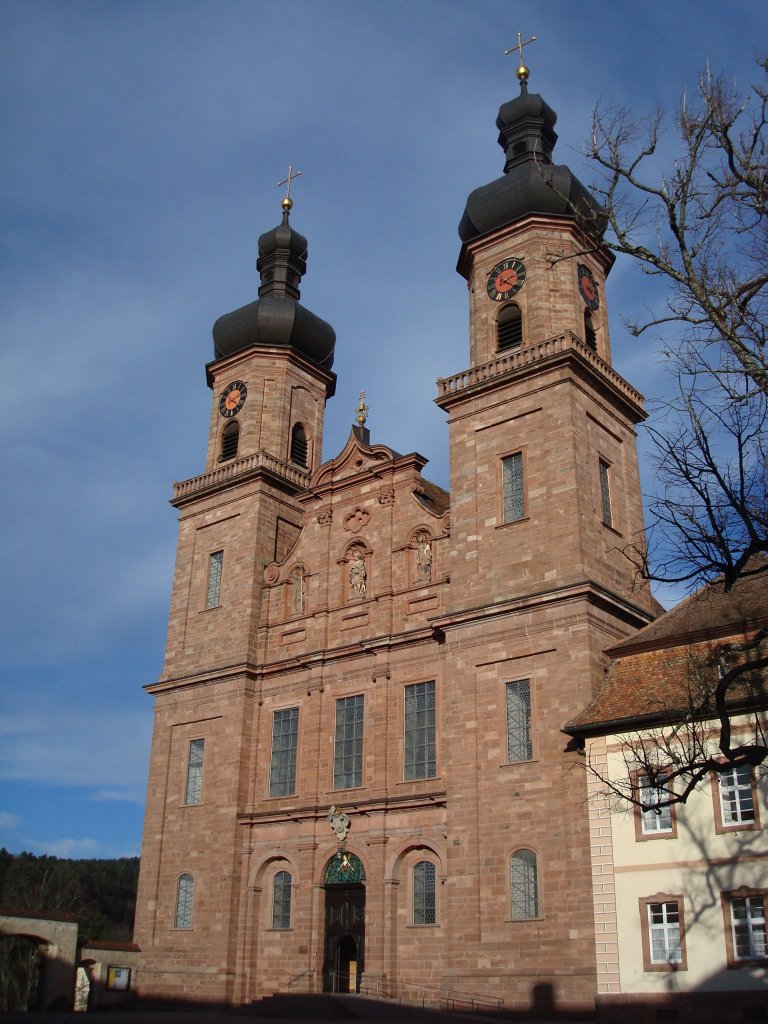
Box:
[322,852,365,993]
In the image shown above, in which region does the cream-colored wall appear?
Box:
[588,715,768,994]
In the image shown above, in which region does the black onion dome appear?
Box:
[211,204,335,369]
[458,82,604,243]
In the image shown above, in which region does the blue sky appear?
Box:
[0,1,763,860]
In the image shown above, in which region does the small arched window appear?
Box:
[497,303,523,351]
[413,860,436,925]
[220,420,240,462]
[290,424,308,467]
[584,309,597,350]
[510,850,538,920]
[175,873,194,929]
[272,870,292,929]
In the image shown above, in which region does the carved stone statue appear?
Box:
[349,550,367,596]
[291,567,305,614]
[328,805,351,841]
[416,533,432,581]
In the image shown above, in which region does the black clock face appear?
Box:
[219,380,247,418]
[577,264,600,310]
[487,258,526,302]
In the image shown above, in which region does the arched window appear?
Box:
[413,860,436,925]
[584,309,597,350]
[271,870,292,929]
[497,303,523,351]
[175,873,194,928]
[220,420,239,462]
[510,850,538,920]
[290,424,308,467]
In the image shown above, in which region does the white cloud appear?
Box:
[30,837,100,858]
[0,812,21,830]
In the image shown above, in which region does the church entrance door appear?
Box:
[322,884,365,993]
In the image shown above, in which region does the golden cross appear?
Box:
[504,32,536,83]
[277,165,302,210]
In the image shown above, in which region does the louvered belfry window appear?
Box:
[497,303,523,351]
[290,424,308,467]
[220,421,239,462]
[584,310,597,350]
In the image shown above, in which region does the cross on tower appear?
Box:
[504,32,536,83]
[277,165,302,211]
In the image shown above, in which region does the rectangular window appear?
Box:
[269,708,299,797]
[717,766,757,827]
[648,901,683,964]
[334,695,364,789]
[413,860,436,925]
[599,459,613,528]
[502,452,525,523]
[637,774,674,837]
[729,895,767,961]
[184,738,204,805]
[404,681,436,780]
[506,679,533,762]
[206,550,224,608]
[271,871,292,929]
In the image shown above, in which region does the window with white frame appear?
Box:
[184,738,204,805]
[206,550,223,608]
[510,849,539,920]
[334,695,364,789]
[502,452,525,523]
[718,765,756,826]
[638,774,673,835]
[404,681,436,780]
[506,679,532,762]
[413,860,436,925]
[271,870,292,929]
[175,873,194,929]
[269,708,299,797]
[647,901,683,964]
[729,895,767,960]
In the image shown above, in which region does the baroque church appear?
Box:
[133,58,656,1014]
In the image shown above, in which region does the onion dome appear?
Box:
[458,80,604,243]
[212,197,336,369]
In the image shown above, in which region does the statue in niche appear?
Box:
[291,567,305,614]
[416,533,432,581]
[349,549,367,596]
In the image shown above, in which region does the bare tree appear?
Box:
[581,58,768,591]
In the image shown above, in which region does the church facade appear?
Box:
[134,68,655,1014]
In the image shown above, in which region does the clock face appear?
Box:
[487,258,526,302]
[577,265,600,310]
[219,380,247,418]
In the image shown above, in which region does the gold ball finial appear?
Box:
[516,63,530,82]
[355,391,369,428]
[281,195,293,212]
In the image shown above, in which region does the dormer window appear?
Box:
[497,303,523,351]
[220,421,239,462]
[290,424,308,467]
[584,309,597,350]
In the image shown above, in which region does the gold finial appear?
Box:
[504,32,536,83]
[277,164,302,211]
[355,391,369,428]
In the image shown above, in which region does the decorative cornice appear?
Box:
[172,449,310,506]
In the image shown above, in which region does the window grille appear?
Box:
[184,739,204,805]
[718,766,756,825]
[506,680,532,762]
[510,850,538,919]
[584,310,597,350]
[220,421,239,461]
[271,870,292,928]
[206,550,223,609]
[334,695,364,789]
[497,304,523,350]
[731,896,767,959]
[404,681,436,780]
[502,452,525,523]
[175,874,194,929]
[647,901,683,963]
[290,424,308,467]
[269,708,299,796]
[639,775,673,833]
[413,860,436,924]
[599,460,613,528]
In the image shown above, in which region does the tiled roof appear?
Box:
[413,478,450,515]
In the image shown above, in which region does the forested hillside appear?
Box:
[0,849,139,941]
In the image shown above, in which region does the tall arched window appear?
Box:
[413,860,436,924]
[271,870,292,929]
[510,850,538,920]
[220,420,240,462]
[497,303,523,351]
[584,309,597,350]
[290,424,308,467]
[175,873,194,929]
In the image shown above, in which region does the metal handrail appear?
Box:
[359,977,504,1012]
[285,967,315,989]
